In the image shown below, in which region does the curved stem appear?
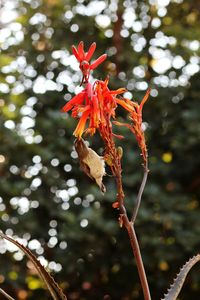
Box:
[131,163,149,224]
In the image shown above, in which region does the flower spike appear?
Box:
[64,42,150,163]
[71,41,107,84]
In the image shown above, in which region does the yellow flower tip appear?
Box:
[114,88,126,94]
[73,124,84,139]
[117,88,127,93]
[105,76,109,83]
[85,127,96,136]
[116,98,134,112]
[73,130,82,139]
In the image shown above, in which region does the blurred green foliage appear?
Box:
[0,0,200,299]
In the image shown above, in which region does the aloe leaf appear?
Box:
[0,287,15,300]
[161,254,200,300]
[0,232,67,300]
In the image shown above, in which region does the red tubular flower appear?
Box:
[72,41,107,84]
[94,78,129,120]
[73,108,90,138]
[61,65,150,155]
[61,91,86,113]
[61,78,128,139]
[130,89,150,164]
[61,82,101,138]
[114,89,150,164]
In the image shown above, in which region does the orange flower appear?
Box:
[94,78,130,120]
[72,41,107,84]
[73,108,90,138]
[130,89,150,164]
[61,82,101,138]
[61,78,129,139]
[114,89,150,164]
[61,73,150,151]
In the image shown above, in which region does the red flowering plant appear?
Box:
[61,42,200,300]
[61,41,152,300]
[0,42,199,300]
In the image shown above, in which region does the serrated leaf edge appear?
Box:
[0,287,15,300]
[161,253,200,300]
[0,232,67,300]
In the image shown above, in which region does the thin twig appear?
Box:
[131,163,149,224]
[102,120,151,300]
[0,288,15,300]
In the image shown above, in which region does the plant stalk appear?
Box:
[131,163,149,224]
[101,120,151,300]
[116,179,152,300]
[125,220,151,300]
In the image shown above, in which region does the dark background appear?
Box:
[0,0,200,299]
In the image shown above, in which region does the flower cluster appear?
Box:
[62,41,150,164]
[61,78,129,137]
[114,89,150,164]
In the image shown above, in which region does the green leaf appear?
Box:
[162,254,200,300]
